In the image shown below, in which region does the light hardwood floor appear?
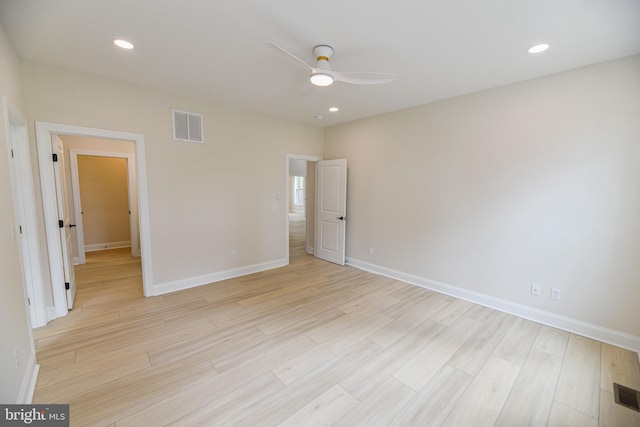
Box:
[33,214,640,426]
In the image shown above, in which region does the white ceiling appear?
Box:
[1,0,639,127]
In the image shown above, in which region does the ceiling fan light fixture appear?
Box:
[310,73,334,86]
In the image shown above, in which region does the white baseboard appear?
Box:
[347,257,640,354]
[85,241,131,252]
[153,258,288,296]
[306,245,315,255]
[17,351,39,404]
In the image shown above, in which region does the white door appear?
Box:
[315,159,347,265]
[4,100,47,327]
[53,136,76,309]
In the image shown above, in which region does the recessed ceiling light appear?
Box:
[329,107,339,112]
[315,115,324,120]
[527,43,549,54]
[113,39,134,50]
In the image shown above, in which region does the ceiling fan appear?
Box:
[268,42,395,87]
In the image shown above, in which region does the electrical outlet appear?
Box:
[551,288,561,301]
[531,283,541,296]
[13,348,19,368]
[368,248,374,256]
[231,250,237,260]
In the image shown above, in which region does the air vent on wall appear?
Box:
[172,109,204,143]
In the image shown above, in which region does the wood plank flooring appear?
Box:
[33,214,640,426]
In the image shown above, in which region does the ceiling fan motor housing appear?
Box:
[313,45,334,69]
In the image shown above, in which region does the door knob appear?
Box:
[337,216,345,220]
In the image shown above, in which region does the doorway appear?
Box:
[65,139,140,264]
[285,154,321,263]
[75,155,132,253]
[35,122,153,321]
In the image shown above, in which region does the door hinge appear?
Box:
[65,282,70,290]
[58,220,64,228]
[11,149,14,158]
[52,153,58,162]
[27,297,31,306]
[19,225,23,234]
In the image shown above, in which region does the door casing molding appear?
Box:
[36,122,154,320]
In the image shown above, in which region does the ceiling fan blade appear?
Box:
[333,72,395,85]
[267,42,313,72]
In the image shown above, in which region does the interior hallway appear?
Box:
[288,212,307,260]
[31,229,640,425]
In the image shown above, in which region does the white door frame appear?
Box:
[36,122,154,319]
[69,149,140,264]
[285,153,321,263]
[3,97,47,327]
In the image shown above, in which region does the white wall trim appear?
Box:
[306,245,315,255]
[153,258,288,296]
[85,241,132,252]
[35,122,154,322]
[347,257,640,354]
[16,351,39,404]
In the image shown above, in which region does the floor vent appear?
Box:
[613,383,640,412]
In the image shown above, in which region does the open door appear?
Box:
[315,159,347,265]
[52,136,76,309]
[3,98,47,327]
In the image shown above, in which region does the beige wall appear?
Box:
[325,55,640,339]
[20,60,325,288]
[0,22,36,403]
[77,155,131,248]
